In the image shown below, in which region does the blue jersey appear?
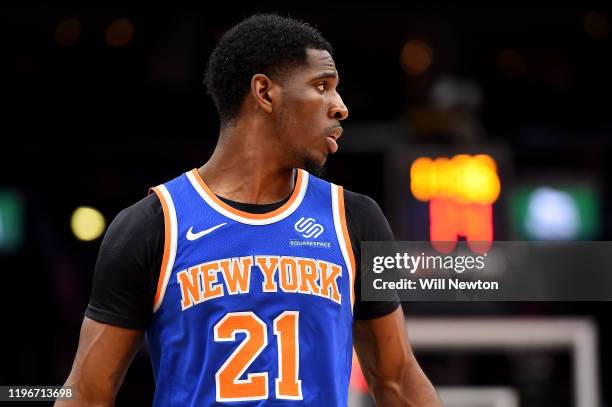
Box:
[147,168,356,406]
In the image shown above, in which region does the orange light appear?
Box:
[457,154,500,204]
[105,18,134,47]
[410,157,434,201]
[400,40,433,75]
[410,154,500,204]
[410,154,499,253]
[430,199,492,254]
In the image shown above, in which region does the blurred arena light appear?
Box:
[430,75,484,110]
[411,154,500,204]
[497,49,526,78]
[0,190,24,254]
[400,40,433,75]
[55,17,81,46]
[510,183,600,240]
[526,187,579,240]
[583,11,609,40]
[105,18,134,47]
[71,206,106,241]
[410,154,500,253]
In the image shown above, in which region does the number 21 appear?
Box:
[214,311,302,402]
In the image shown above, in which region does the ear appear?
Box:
[250,73,278,114]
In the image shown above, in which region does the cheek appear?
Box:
[299,99,326,132]
[282,102,315,131]
[278,93,324,146]
[290,91,322,113]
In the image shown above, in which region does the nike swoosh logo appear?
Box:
[186,223,227,241]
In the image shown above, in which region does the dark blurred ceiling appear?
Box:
[3,5,611,142]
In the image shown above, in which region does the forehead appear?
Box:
[288,48,337,79]
[305,48,336,71]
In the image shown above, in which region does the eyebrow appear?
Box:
[311,71,339,83]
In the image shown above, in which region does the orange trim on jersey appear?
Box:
[151,186,172,308]
[190,168,304,220]
[337,186,357,308]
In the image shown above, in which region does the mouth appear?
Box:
[325,127,343,154]
[327,126,343,141]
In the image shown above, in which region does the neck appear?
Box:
[198,117,295,205]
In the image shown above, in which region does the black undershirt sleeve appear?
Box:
[85,185,399,328]
[85,194,161,329]
[344,190,401,320]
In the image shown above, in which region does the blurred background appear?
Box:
[1,3,610,406]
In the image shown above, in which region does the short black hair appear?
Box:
[204,14,333,124]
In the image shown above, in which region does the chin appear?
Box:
[302,156,327,177]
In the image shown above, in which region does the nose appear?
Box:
[329,93,349,121]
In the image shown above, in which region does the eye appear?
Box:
[315,82,326,92]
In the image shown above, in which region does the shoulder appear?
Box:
[341,188,395,242]
[308,171,384,219]
[118,192,162,220]
[343,189,384,218]
[104,193,163,246]
[87,193,163,329]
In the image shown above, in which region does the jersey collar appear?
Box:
[186,168,309,225]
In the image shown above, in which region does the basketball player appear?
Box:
[57,14,441,406]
